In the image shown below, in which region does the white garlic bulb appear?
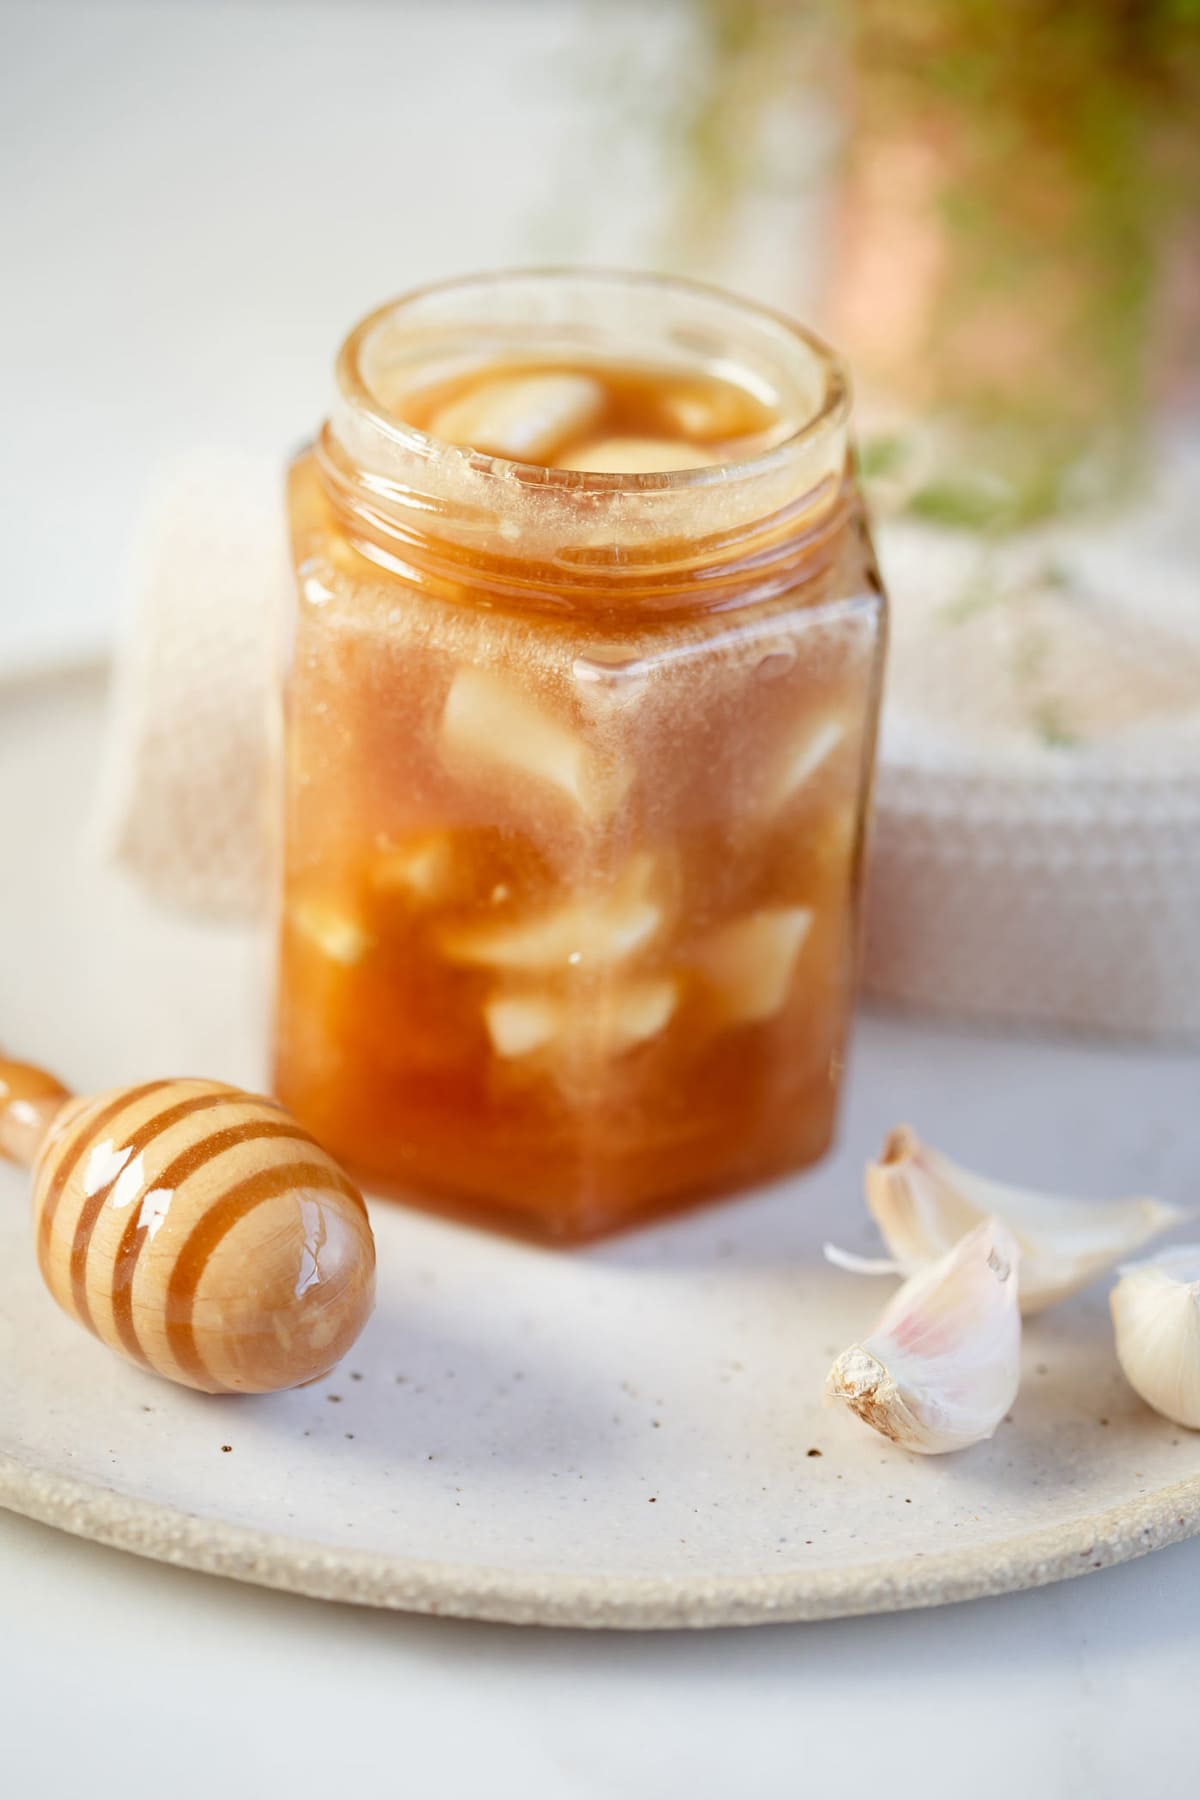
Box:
[1111,1247,1200,1430]
[861,1126,1184,1314]
[826,1218,1021,1455]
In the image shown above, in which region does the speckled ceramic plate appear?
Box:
[2,666,1199,1628]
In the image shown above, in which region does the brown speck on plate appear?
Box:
[806,1447,823,1458]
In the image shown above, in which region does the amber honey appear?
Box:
[275,271,886,1240]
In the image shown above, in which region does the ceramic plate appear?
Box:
[2,667,1199,1628]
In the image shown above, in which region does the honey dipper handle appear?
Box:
[0,1057,73,1168]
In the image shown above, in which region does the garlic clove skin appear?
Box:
[866,1126,1185,1315]
[823,1242,902,1276]
[826,1219,1022,1455]
[1111,1247,1200,1430]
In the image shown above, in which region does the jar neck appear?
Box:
[317,271,855,621]
[317,424,856,621]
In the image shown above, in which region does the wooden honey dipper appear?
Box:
[0,1055,375,1395]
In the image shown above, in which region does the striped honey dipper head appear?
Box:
[0,1060,376,1395]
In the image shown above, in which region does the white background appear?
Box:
[0,0,822,671]
[0,0,642,667]
[2,6,1198,1797]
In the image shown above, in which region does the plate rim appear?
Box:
[7,658,1200,1629]
[4,1449,1198,1629]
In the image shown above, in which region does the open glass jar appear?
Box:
[274,271,886,1240]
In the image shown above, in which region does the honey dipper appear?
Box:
[0,1055,375,1394]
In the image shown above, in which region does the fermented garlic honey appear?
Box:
[275,271,886,1239]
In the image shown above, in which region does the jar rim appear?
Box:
[333,266,851,496]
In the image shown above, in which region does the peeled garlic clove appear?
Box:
[484,976,677,1067]
[653,377,757,443]
[762,718,845,812]
[441,853,664,972]
[440,667,630,821]
[484,994,563,1059]
[289,896,374,966]
[866,1126,1185,1315]
[430,372,605,464]
[558,436,716,473]
[697,907,812,1025]
[592,975,679,1052]
[1111,1248,1200,1429]
[826,1219,1021,1455]
[370,832,456,902]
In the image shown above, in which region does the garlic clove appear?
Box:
[440,853,664,972]
[430,373,605,464]
[762,718,845,812]
[484,994,563,1059]
[440,666,631,821]
[866,1126,1185,1315]
[558,435,716,473]
[826,1219,1022,1455]
[370,832,456,903]
[591,975,679,1053]
[288,895,374,966]
[696,906,813,1025]
[1111,1247,1200,1429]
[484,976,678,1073]
[652,377,757,442]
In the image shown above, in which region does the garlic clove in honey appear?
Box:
[484,993,563,1059]
[441,852,664,972]
[653,375,765,443]
[370,831,457,903]
[865,1126,1185,1314]
[592,976,679,1052]
[826,1219,1021,1455]
[484,976,678,1063]
[440,666,632,821]
[1111,1247,1200,1430]
[429,371,605,464]
[697,907,813,1024]
[289,894,375,967]
[762,717,845,811]
[558,435,716,474]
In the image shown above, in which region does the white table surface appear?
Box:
[3,5,1198,1795]
[4,1505,1200,1798]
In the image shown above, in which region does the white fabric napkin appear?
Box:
[95,453,286,920]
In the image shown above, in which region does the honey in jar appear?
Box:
[275,271,886,1240]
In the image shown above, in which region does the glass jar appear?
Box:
[274,270,886,1241]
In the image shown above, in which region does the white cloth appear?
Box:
[95,454,1200,1039]
[94,453,285,920]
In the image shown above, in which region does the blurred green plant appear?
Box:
[641,0,1200,531]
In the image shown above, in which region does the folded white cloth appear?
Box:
[94,453,286,920]
[95,453,1200,1039]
